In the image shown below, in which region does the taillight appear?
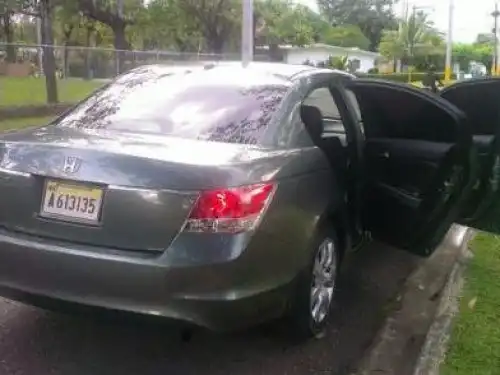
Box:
[183,183,276,233]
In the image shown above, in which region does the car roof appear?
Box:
[129,61,353,82]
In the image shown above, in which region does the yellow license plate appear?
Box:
[40,180,104,223]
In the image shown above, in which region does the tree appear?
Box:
[474,43,494,73]
[76,0,143,72]
[317,0,397,51]
[0,0,16,62]
[453,43,478,71]
[320,24,370,50]
[177,0,240,54]
[13,0,59,103]
[473,33,494,73]
[11,14,37,44]
[53,1,82,77]
[295,4,331,43]
[378,10,444,71]
[76,0,139,50]
[255,0,315,60]
[378,29,404,64]
[136,0,203,52]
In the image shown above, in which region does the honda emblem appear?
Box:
[62,156,82,174]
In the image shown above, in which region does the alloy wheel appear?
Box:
[310,238,337,324]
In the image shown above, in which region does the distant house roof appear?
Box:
[256,43,380,58]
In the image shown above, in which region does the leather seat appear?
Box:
[300,105,323,144]
[300,105,347,172]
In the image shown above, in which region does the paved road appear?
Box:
[0,242,420,375]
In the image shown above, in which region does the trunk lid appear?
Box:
[0,126,281,252]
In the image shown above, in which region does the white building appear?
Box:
[260,43,381,73]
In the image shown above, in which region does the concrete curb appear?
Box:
[412,230,474,375]
[355,224,471,375]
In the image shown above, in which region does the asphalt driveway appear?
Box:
[0,242,420,375]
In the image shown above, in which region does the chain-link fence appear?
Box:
[0,43,272,80]
[0,43,274,106]
[0,43,274,107]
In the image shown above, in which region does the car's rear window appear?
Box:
[54,67,291,145]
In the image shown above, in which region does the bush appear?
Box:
[355,72,457,83]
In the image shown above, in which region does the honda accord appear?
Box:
[0,62,498,340]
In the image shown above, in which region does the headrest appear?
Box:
[300,105,324,143]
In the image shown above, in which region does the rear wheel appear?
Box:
[286,226,340,340]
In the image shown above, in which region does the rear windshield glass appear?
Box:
[54,66,291,145]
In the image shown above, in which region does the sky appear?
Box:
[298,0,498,43]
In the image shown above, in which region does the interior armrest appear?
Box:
[373,182,421,210]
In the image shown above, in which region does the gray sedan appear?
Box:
[0,63,498,340]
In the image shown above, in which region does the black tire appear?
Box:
[285,225,340,341]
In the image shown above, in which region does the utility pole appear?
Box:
[492,2,499,76]
[241,0,254,67]
[116,0,124,75]
[36,16,43,75]
[444,0,454,82]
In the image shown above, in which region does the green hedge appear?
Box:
[355,72,457,82]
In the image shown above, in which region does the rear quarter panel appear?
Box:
[240,147,342,286]
[144,147,341,300]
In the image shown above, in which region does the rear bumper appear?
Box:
[0,230,294,332]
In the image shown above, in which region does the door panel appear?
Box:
[365,138,457,204]
[363,138,464,253]
[440,78,500,227]
[349,80,474,256]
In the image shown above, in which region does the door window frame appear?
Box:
[298,74,355,147]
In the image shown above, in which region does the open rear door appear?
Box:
[348,79,475,256]
[440,78,500,230]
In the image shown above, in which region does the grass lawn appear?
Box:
[0,77,103,106]
[441,228,500,374]
[0,117,53,132]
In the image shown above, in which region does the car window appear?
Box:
[302,86,347,142]
[303,87,341,119]
[54,67,291,145]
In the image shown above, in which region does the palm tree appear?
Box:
[379,10,444,71]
